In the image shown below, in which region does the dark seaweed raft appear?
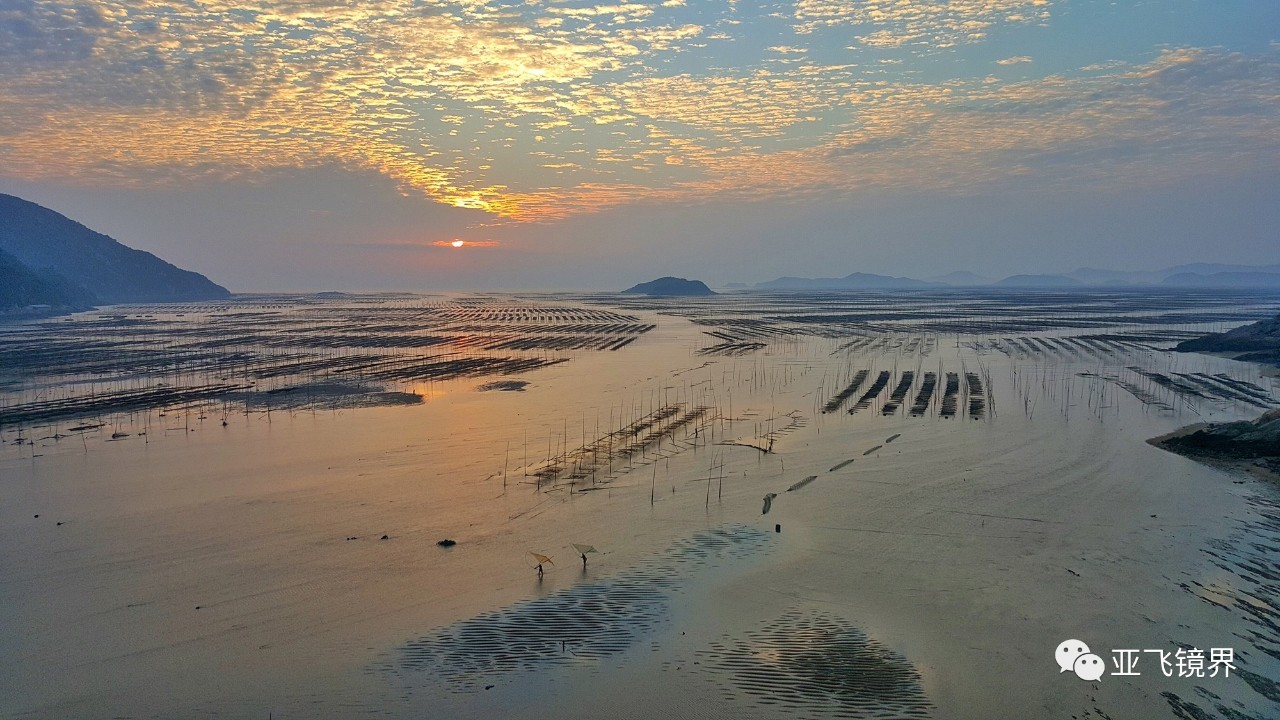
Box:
[909,372,937,416]
[822,369,869,413]
[939,373,961,418]
[0,295,658,430]
[881,371,915,416]
[698,340,768,357]
[965,372,986,419]
[849,371,891,413]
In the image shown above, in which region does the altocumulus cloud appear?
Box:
[0,1,1275,226]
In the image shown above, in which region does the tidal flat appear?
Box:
[2,289,1279,719]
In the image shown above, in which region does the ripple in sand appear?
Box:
[692,609,933,719]
[1168,493,1280,719]
[380,525,772,693]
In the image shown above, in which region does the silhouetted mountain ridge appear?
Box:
[0,194,229,309]
[746,263,1280,289]
[756,272,941,290]
[0,248,94,310]
[1161,272,1280,288]
[994,274,1083,288]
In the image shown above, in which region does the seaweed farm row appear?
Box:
[0,295,657,432]
[834,335,938,357]
[523,402,715,490]
[6,290,1277,439]
[1077,368,1278,412]
[598,288,1278,425]
[596,288,1280,344]
[819,367,991,420]
[968,332,1204,358]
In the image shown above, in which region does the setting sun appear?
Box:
[432,239,500,248]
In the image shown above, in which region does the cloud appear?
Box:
[793,0,1053,45]
[493,47,1280,221]
[997,56,1033,65]
[0,1,100,64]
[0,1,1274,229]
[612,68,845,138]
[0,0,708,216]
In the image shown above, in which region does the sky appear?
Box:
[0,0,1278,291]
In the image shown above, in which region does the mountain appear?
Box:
[927,271,994,286]
[993,274,1083,288]
[0,248,92,310]
[756,272,941,290]
[738,263,1280,292]
[1065,264,1280,287]
[1161,272,1280,288]
[622,276,715,296]
[1161,263,1280,277]
[0,194,229,307]
[1065,267,1159,285]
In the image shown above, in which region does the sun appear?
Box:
[431,239,499,248]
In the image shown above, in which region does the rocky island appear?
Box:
[1152,409,1280,480]
[622,276,715,296]
[1175,313,1280,367]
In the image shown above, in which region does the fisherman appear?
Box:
[536,563,544,578]
[581,552,588,570]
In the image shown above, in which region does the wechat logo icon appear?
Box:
[1056,639,1106,682]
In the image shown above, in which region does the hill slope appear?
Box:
[0,248,92,309]
[0,194,229,306]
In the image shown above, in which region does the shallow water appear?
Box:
[2,289,1279,719]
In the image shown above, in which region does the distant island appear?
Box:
[0,194,229,313]
[622,277,715,296]
[745,263,1280,290]
[755,272,940,290]
[993,274,1082,288]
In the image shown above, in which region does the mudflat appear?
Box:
[2,289,1279,719]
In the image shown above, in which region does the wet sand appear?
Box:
[2,290,1279,719]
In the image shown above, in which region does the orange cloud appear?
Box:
[0,0,1274,229]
